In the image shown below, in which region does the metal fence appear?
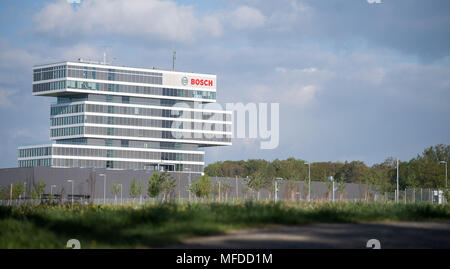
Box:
[1,167,447,205]
[1,182,447,206]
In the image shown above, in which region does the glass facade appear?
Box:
[56,94,200,109]
[33,65,66,81]
[19,159,52,168]
[50,103,230,122]
[51,114,230,132]
[66,65,162,85]
[64,80,216,100]
[56,138,200,151]
[50,146,203,162]
[20,61,231,172]
[18,146,52,158]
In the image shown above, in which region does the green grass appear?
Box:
[0,201,449,248]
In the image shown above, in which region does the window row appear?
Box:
[67,68,162,85]
[51,104,84,115]
[82,126,231,142]
[67,65,162,77]
[83,115,230,132]
[18,147,52,158]
[51,115,84,126]
[84,104,228,121]
[18,158,51,167]
[65,80,215,100]
[33,65,66,81]
[33,80,66,93]
[52,147,203,162]
[56,138,199,151]
[51,126,84,137]
[56,94,197,108]
[51,158,202,172]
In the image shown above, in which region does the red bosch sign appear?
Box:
[191,78,213,86]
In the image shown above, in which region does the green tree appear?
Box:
[148,173,162,198]
[35,181,46,200]
[30,189,38,203]
[190,174,212,199]
[335,178,347,201]
[246,171,271,200]
[146,172,177,201]
[129,178,145,203]
[160,172,176,201]
[0,186,10,200]
[110,181,121,203]
[220,180,232,202]
[129,178,141,202]
[204,162,223,177]
[13,181,25,199]
[204,144,450,191]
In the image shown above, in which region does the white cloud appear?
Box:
[0,88,17,108]
[34,0,222,43]
[9,129,32,139]
[245,66,329,107]
[229,6,266,30]
[0,39,41,71]
[57,44,103,62]
[284,84,317,106]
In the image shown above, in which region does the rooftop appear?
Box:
[33,59,215,77]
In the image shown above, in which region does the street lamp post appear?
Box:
[67,180,74,204]
[305,162,311,202]
[99,174,106,205]
[440,161,448,189]
[274,177,283,202]
[396,159,399,203]
[23,182,26,202]
[329,176,335,202]
[50,185,56,197]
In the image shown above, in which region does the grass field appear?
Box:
[1,201,449,248]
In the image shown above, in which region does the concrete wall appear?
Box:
[0,167,380,201]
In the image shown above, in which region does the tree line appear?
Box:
[0,172,216,201]
[205,144,450,192]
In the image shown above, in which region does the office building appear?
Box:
[17,60,232,173]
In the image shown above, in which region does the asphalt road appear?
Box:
[168,222,450,249]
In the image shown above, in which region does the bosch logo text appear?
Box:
[191,78,213,86]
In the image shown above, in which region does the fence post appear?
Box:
[274,180,278,202]
[218,180,221,202]
[235,176,238,202]
[404,189,407,204]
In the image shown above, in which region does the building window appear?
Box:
[106,160,114,168]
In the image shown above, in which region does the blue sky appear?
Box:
[0,0,449,168]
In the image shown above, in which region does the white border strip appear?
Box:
[34,88,216,103]
[33,61,215,77]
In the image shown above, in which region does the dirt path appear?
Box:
[167,221,450,249]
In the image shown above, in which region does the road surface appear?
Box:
[167,221,450,249]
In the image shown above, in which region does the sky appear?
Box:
[0,0,449,168]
